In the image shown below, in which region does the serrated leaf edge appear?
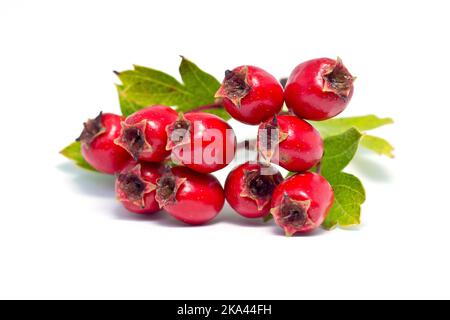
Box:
[179,56,218,94]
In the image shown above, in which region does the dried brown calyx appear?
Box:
[241,169,278,211]
[116,165,156,208]
[118,174,146,200]
[77,112,106,145]
[166,113,191,150]
[115,120,152,160]
[155,171,186,208]
[323,57,355,98]
[215,67,251,108]
[279,193,312,228]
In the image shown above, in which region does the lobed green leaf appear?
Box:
[360,135,395,158]
[116,57,229,119]
[117,84,145,117]
[322,172,366,230]
[60,142,97,172]
[179,56,221,103]
[117,65,192,111]
[321,128,362,177]
[311,115,394,158]
[311,115,394,138]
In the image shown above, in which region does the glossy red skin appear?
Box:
[225,162,283,218]
[116,163,165,214]
[164,167,225,225]
[271,172,334,235]
[123,105,179,162]
[81,113,133,174]
[258,115,323,172]
[285,58,354,121]
[170,113,236,174]
[222,66,284,125]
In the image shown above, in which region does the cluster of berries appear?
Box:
[76,57,355,235]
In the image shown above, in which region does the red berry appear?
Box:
[155,167,225,225]
[285,58,355,121]
[77,112,133,174]
[215,66,284,125]
[257,115,323,172]
[225,162,283,219]
[271,172,334,235]
[115,105,178,162]
[116,163,166,214]
[166,112,236,174]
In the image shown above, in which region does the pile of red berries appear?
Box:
[77,58,355,236]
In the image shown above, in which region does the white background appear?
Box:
[1,0,449,300]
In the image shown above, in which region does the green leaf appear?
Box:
[116,57,229,119]
[117,84,145,117]
[179,56,221,102]
[117,65,191,110]
[322,172,366,230]
[360,135,395,158]
[311,115,393,138]
[321,128,362,177]
[60,142,97,172]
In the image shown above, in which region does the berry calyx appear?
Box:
[225,162,283,218]
[285,57,355,121]
[257,115,323,172]
[116,120,151,160]
[156,167,225,225]
[116,162,166,214]
[155,170,186,208]
[278,195,312,229]
[77,112,106,145]
[115,105,179,162]
[271,172,334,235]
[166,112,236,174]
[165,113,191,150]
[216,68,251,108]
[77,112,133,174]
[322,57,355,98]
[215,66,284,125]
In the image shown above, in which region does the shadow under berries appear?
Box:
[350,150,394,183]
[57,162,115,198]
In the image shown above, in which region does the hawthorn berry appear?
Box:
[77,112,133,174]
[271,172,334,235]
[225,162,283,219]
[116,162,166,214]
[115,105,178,162]
[284,57,355,121]
[166,112,236,174]
[155,167,225,225]
[215,66,284,125]
[257,115,323,172]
